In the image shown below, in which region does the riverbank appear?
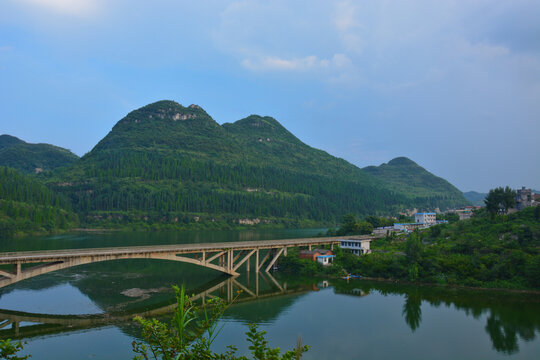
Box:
[350,276,540,295]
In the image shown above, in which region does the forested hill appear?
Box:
[46,100,467,227]
[0,134,79,174]
[363,157,468,209]
[463,191,488,206]
[0,167,79,237]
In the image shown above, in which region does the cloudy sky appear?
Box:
[1,0,538,192]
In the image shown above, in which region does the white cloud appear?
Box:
[242,55,320,71]
[333,1,365,54]
[241,53,352,72]
[15,0,100,17]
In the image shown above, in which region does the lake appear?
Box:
[0,229,539,359]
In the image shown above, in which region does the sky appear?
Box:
[0,0,539,192]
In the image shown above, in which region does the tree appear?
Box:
[336,214,373,236]
[132,285,309,360]
[485,186,516,218]
[405,231,423,265]
[0,340,29,360]
[501,186,516,213]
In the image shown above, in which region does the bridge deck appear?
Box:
[0,235,375,264]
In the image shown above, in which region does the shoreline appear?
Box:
[347,275,540,295]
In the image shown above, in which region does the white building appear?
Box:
[339,238,372,255]
[316,254,335,265]
[414,212,436,225]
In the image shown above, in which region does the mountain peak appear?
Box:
[119,100,211,125]
[0,134,25,150]
[387,157,417,166]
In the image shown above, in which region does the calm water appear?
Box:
[0,230,539,359]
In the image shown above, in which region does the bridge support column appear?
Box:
[255,249,259,273]
[256,272,259,296]
[14,263,21,277]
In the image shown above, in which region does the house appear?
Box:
[446,206,481,220]
[516,187,535,210]
[394,212,446,232]
[299,249,335,265]
[393,222,425,232]
[458,210,473,220]
[339,238,372,255]
[414,212,436,225]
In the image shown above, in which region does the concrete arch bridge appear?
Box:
[0,236,375,289]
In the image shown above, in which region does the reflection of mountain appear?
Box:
[2,271,539,356]
[0,272,310,341]
[333,280,540,354]
[223,292,308,324]
[71,260,223,313]
[0,259,224,313]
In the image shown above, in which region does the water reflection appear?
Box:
[0,272,307,340]
[402,292,422,332]
[0,274,538,357]
[332,280,540,354]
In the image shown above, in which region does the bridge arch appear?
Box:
[0,236,355,289]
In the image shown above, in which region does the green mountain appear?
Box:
[0,135,79,174]
[46,100,467,228]
[463,191,487,206]
[0,166,79,238]
[362,157,468,210]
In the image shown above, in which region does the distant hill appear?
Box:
[463,191,487,206]
[362,157,469,210]
[47,100,468,227]
[0,135,79,174]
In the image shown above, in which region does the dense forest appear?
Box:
[0,134,79,174]
[45,100,467,228]
[0,167,79,238]
[0,100,470,234]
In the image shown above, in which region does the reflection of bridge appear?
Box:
[0,272,306,340]
[0,236,374,288]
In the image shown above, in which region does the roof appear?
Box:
[316,255,336,258]
[299,249,333,256]
[415,213,436,215]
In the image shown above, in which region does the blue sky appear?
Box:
[1,0,539,192]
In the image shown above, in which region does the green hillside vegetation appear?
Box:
[363,157,468,209]
[0,166,79,238]
[337,206,540,290]
[44,100,466,229]
[463,191,487,206]
[0,100,469,231]
[0,134,79,174]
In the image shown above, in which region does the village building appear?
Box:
[394,212,447,232]
[339,238,372,255]
[515,187,535,210]
[414,212,436,225]
[446,206,481,220]
[298,249,335,265]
